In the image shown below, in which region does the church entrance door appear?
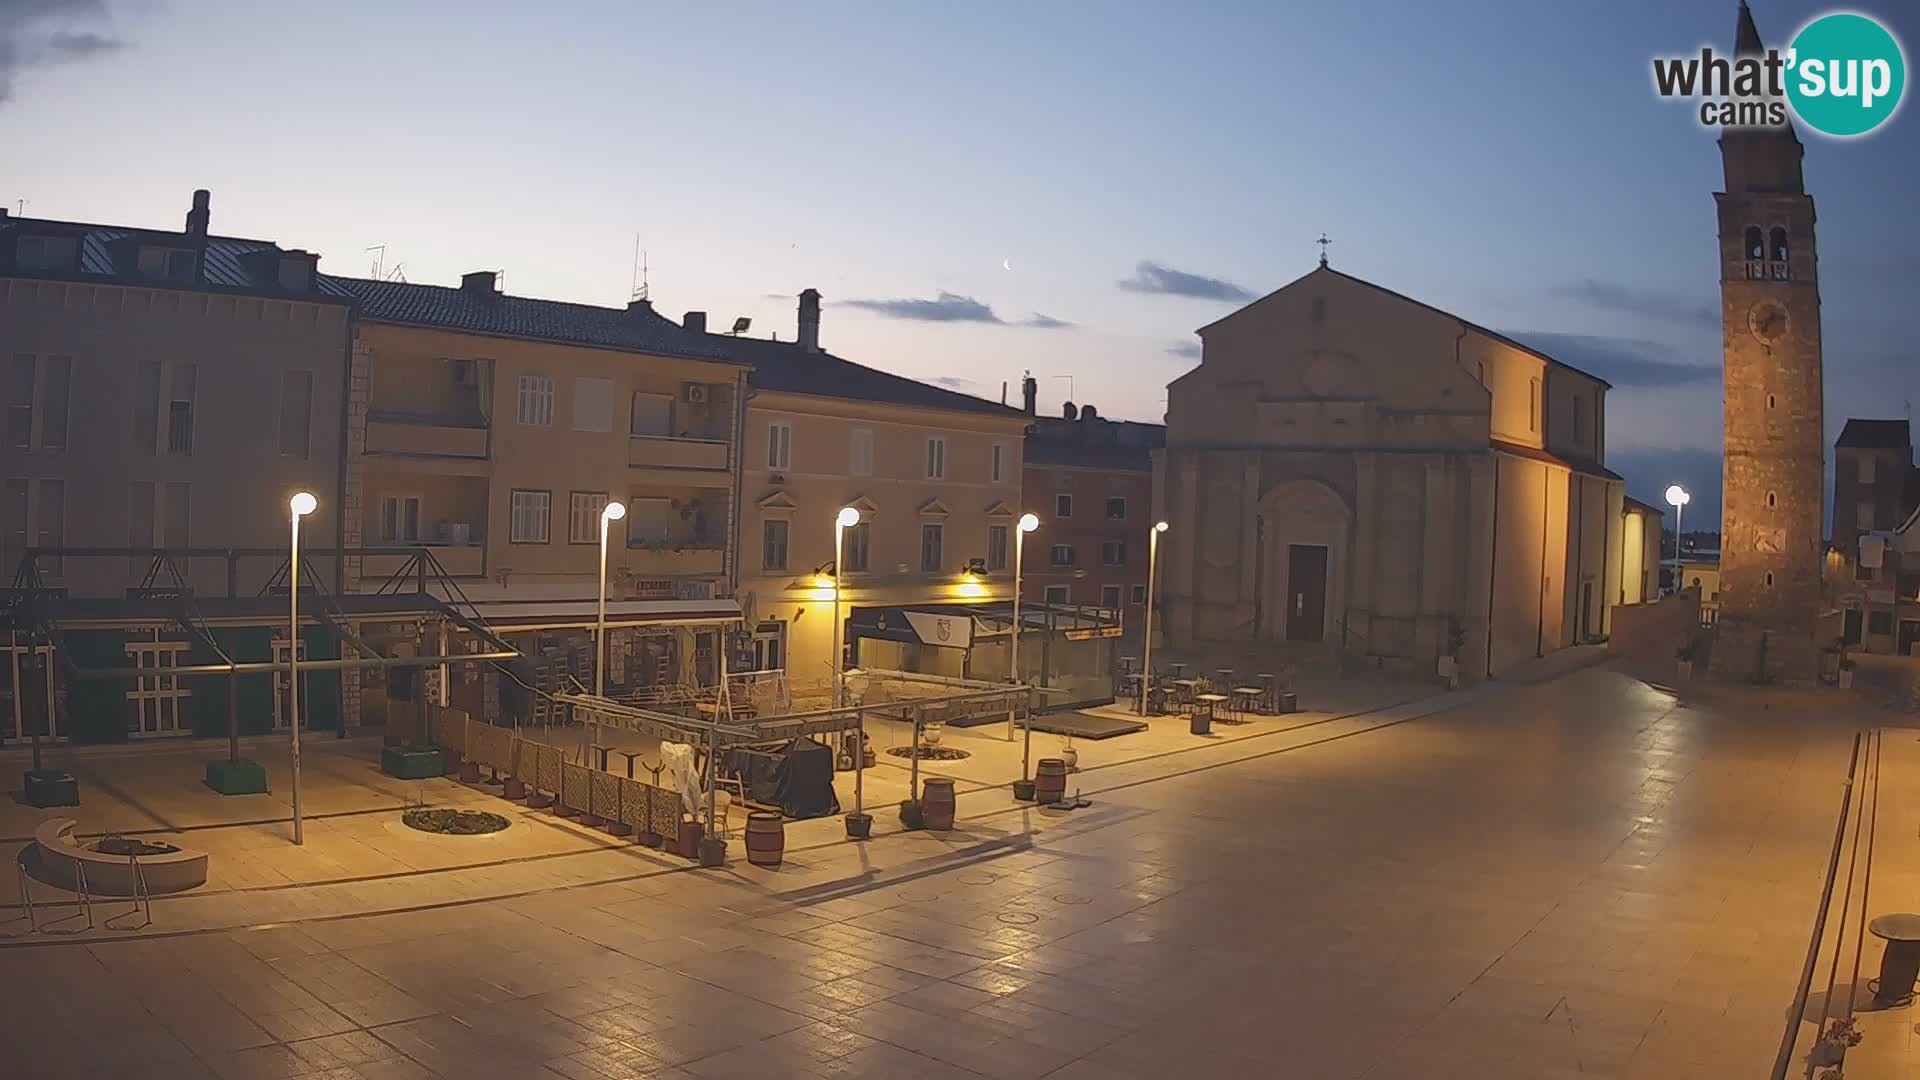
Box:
[1287,545,1328,643]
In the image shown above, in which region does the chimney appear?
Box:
[797,288,821,352]
[683,311,707,335]
[1062,401,1077,420]
[1079,403,1099,422]
[185,189,210,237]
[460,270,497,295]
[1021,373,1037,415]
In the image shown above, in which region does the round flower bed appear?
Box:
[91,836,181,858]
[887,745,971,761]
[402,808,511,835]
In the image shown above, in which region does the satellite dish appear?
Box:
[730,316,752,335]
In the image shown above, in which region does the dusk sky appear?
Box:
[3,0,1915,523]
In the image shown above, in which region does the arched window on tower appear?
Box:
[1745,226,1765,260]
[1769,227,1790,262]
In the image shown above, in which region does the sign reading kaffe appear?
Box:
[1652,10,1906,137]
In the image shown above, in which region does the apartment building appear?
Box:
[717,291,1030,697]
[1,192,356,743]
[1830,419,1920,653]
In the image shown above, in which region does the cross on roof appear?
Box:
[1316,233,1331,268]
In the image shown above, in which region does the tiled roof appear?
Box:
[1023,440,1154,471]
[2,217,340,300]
[323,277,740,362]
[697,332,1024,419]
[1623,494,1666,515]
[1492,439,1624,481]
[1836,418,1910,450]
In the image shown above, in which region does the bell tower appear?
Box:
[1708,2,1826,684]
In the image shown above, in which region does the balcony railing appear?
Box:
[628,434,729,471]
[360,543,484,579]
[1744,259,1791,281]
[366,413,488,459]
[624,544,726,577]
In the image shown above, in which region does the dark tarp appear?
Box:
[773,737,839,819]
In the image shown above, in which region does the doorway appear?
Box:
[1844,608,1864,646]
[1899,619,1920,658]
[1286,544,1328,642]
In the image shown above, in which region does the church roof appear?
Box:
[1623,495,1666,516]
[1492,439,1623,482]
[1200,265,1614,390]
[1836,419,1911,450]
[1736,2,1765,56]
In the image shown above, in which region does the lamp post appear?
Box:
[287,491,317,846]
[1013,512,1039,784]
[594,501,626,749]
[1664,484,1690,595]
[833,506,860,709]
[1142,521,1169,714]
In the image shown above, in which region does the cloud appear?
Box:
[1022,313,1073,329]
[931,376,975,390]
[1118,261,1255,302]
[0,1,128,103]
[1166,341,1202,359]
[1504,331,1719,389]
[1608,446,1723,525]
[1550,279,1718,328]
[843,290,1002,323]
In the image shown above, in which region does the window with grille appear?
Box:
[510,490,551,543]
[516,375,554,427]
[568,492,608,544]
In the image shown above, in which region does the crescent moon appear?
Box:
[1002,257,1012,271]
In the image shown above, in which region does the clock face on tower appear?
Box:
[1748,302,1789,346]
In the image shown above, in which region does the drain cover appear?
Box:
[1052,893,1093,905]
[996,911,1040,926]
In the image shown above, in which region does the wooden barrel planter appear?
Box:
[1034,759,1068,805]
[921,778,957,831]
[745,811,786,868]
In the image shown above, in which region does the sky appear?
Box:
[3,0,1916,526]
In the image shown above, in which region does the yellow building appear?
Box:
[1620,495,1665,607]
[711,291,1031,699]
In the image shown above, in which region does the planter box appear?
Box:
[23,769,80,808]
[204,758,269,795]
[381,746,446,780]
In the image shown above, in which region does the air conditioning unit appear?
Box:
[437,521,473,545]
[683,382,709,404]
[450,358,480,387]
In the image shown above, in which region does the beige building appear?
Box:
[1620,495,1665,607]
[1158,262,1631,682]
[715,291,1030,697]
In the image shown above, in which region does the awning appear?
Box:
[847,606,976,649]
[463,597,743,633]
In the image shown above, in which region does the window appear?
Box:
[1102,540,1127,566]
[1744,225,1765,260]
[516,375,554,427]
[1050,543,1074,567]
[1770,226,1790,263]
[278,370,312,458]
[1861,456,1877,484]
[162,482,189,549]
[573,377,613,432]
[277,257,312,293]
[35,355,68,452]
[1044,585,1070,604]
[509,490,551,543]
[381,495,423,543]
[1,480,25,573]
[627,497,673,545]
[138,246,196,282]
[1766,491,1777,509]
[166,363,196,455]
[920,523,944,572]
[850,429,875,476]
[843,522,871,572]
[986,524,1008,572]
[1529,377,1541,433]
[1870,610,1894,635]
[752,621,787,672]
[768,422,793,470]
[133,360,161,454]
[925,437,946,480]
[568,492,608,544]
[1101,585,1123,609]
[15,235,77,272]
[1130,584,1147,605]
[35,479,62,575]
[991,443,1006,483]
[1105,497,1126,520]
[1056,493,1073,518]
[630,393,673,437]
[762,520,789,570]
[1858,502,1876,530]
[6,353,32,450]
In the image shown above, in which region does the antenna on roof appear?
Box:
[630,238,650,303]
[14,199,25,216]
[365,243,387,279]
[386,263,407,283]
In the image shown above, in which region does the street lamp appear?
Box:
[594,501,626,749]
[833,506,860,709]
[1665,484,1690,595]
[1013,512,1040,787]
[1141,521,1169,714]
[287,491,317,846]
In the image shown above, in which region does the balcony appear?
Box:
[628,435,729,472]
[366,413,489,460]
[623,544,727,579]
[359,543,485,582]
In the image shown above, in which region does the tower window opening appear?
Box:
[1745,226,1764,260]
[1766,572,1775,588]
[1769,227,1789,262]
[1767,394,1776,410]
[1766,491,1777,508]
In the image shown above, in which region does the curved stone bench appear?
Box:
[31,819,210,896]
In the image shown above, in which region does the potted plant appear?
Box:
[845,811,873,839]
[898,798,925,830]
[1675,642,1695,680]
[1059,737,1078,771]
[1838,657,1856,689]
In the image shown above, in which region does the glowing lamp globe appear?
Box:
[1018,513,1040,533]
[837,506,861,529]
[289,492,318,517]
[603,501,627,521]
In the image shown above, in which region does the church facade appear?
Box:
[1155,264,1627,682]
